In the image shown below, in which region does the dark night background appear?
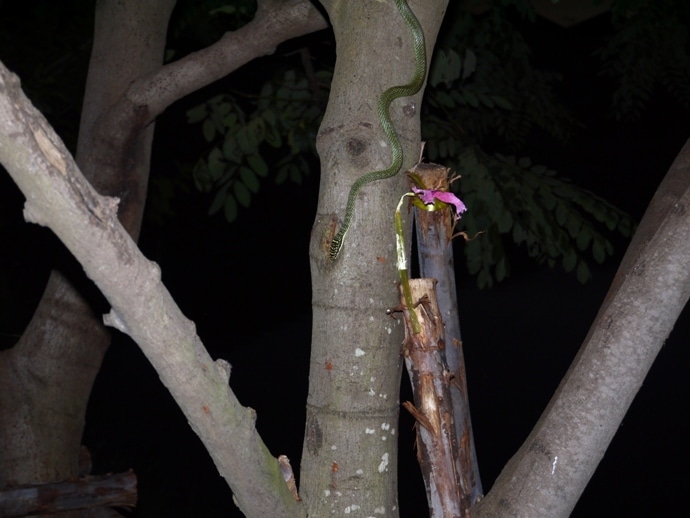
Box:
[1,2,689,517]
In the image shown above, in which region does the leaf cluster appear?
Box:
[187,67,329,222]
[599,0,690,119]
[419,2,637,285]
[455,148,634,288]
[425,3,575,155]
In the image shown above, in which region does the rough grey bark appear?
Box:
[473,139,690,516]
[0,0,326,494]
[0,0,175,488]
[303,1,447,515]
[0,60,305,518]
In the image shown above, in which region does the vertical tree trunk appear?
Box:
[302,1,447,515]
[0,0,174,487]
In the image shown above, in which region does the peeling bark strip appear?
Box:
[399,279,466,517]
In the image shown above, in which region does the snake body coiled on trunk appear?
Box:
[328,0,427,260]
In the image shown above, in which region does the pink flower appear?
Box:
[411,185,467,217]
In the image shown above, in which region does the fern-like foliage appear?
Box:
[187,67,329,222]
[426,3,576,154]
[599,0,690,119]
[453,148,635,288]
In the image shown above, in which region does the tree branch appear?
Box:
[0,61,305,518]
[126,0,328,123]
[474,139,690,516]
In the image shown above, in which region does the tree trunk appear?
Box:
[0,0,327,496]
[0,0,174,487]
[302,1,447,515]
[473,140,690,516]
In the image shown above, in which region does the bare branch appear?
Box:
[474,139,690,517]
[0,61,306,518]
[129,0,328,121]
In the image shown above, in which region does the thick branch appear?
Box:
[474,139,690,516]
[0,62,304,518]
[125,0,327,123]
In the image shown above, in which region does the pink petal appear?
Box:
[411,185,467,217]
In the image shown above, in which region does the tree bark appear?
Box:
[400,279,465,517]
[0,60,305,518]
[302,1,447,515]
[413,162,483,507]
[0,0,175,488]
[0,0,326,495]
[473,139,690,516]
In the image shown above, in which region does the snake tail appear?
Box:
[329,0,426,260]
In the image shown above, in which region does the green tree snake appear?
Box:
[328,0,427,260]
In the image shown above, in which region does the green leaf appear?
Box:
[234,181,251,208]
[562,250,577,272]
[262,109,277,127]
[619,216,634,236]
[208,148,225,180]
[461,49,477,80]
[604,210,620,231]
[187,104,207,124]
[192,161,212,192]
[264,125,282,148]
[566,214,581,237]
[247,154,268,177]
[236,127,257,154]
[249,117,266,143]
[239,166,259,193]
[576,260,592,283]
[576,229,591,250]
[209,182,230,215]
[222,112,238,128]
[222,134,239,163]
